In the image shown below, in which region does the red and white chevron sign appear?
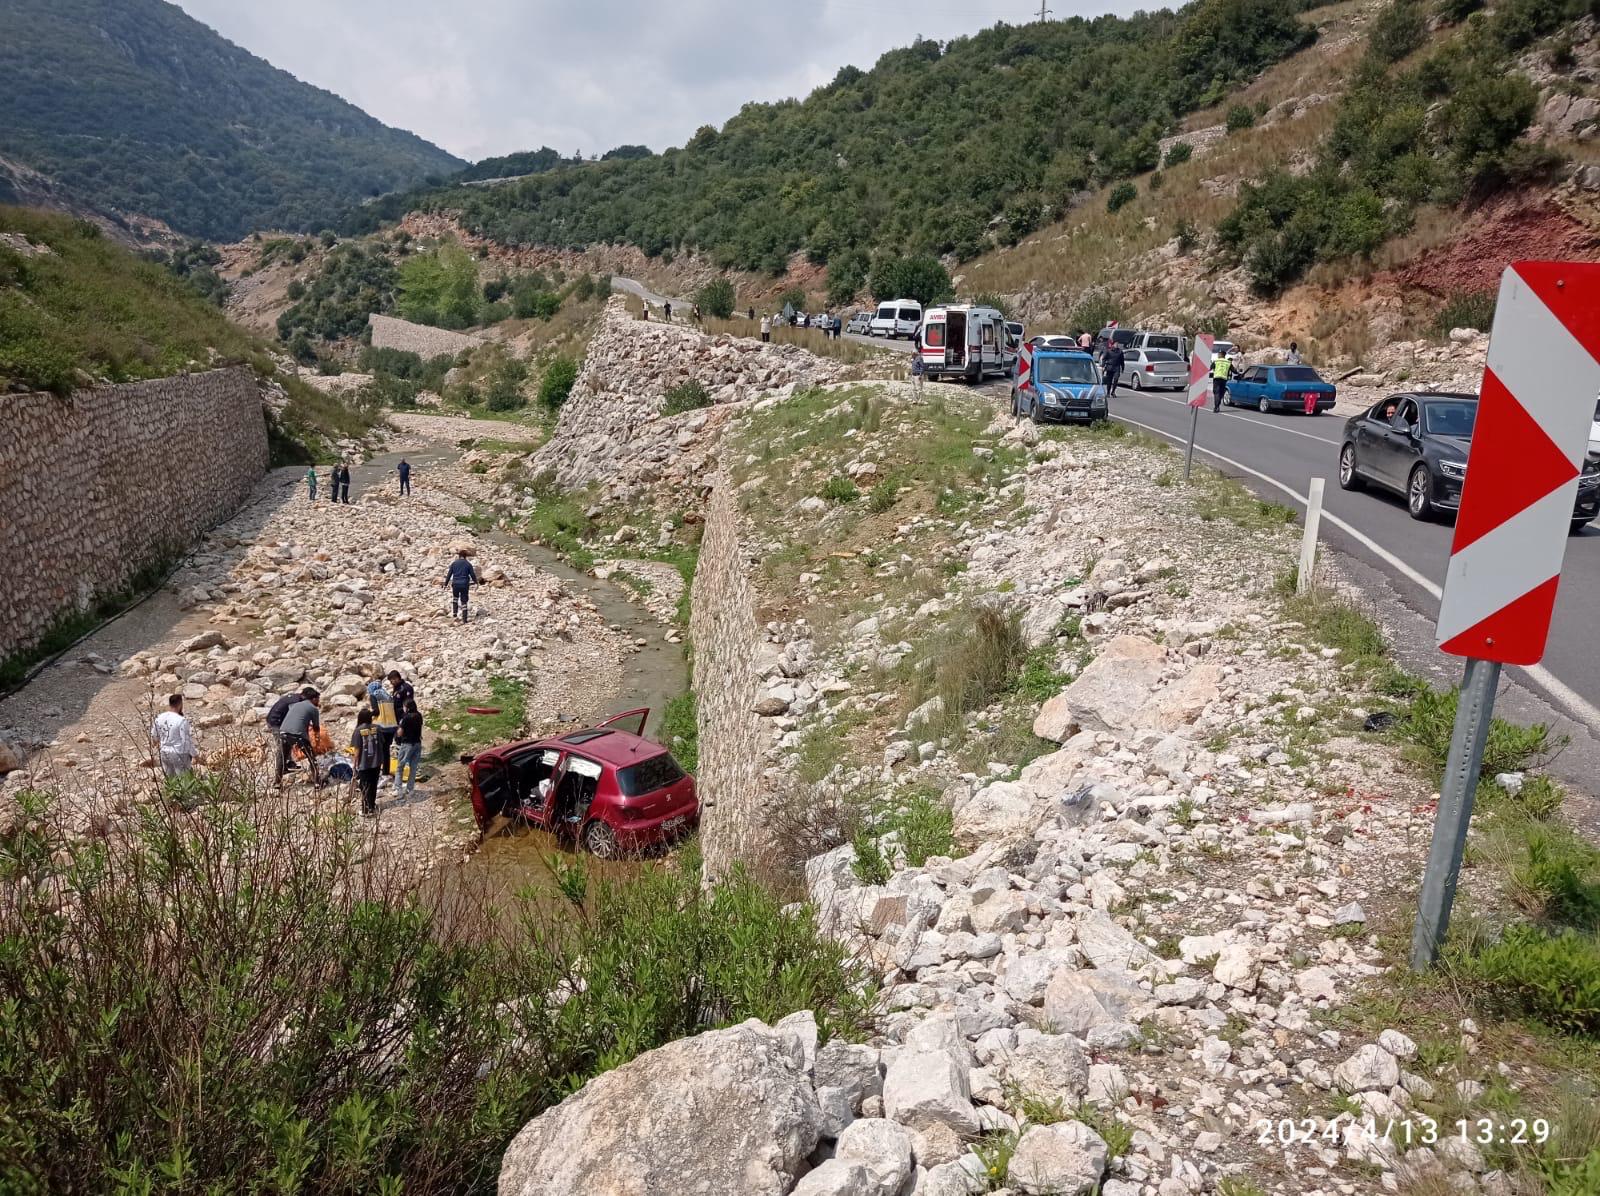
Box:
[1016,344,1032,391]
[1436,261,1600,665]
[1187,335,1214,409]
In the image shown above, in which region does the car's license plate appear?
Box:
[661,816,685,833]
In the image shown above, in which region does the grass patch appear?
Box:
[0,791,874,1192]
[1451,924,1600,1039]
[1390,685,1556,778]
[821,476,860,504]
[661,690,699,774]
[910,605,1027,741]
[523,489,597,572]
[661,379,711,416]
[425,676,528,762]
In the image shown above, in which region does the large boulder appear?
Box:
[952,781,1042,847]
[498,1020,821,1196]
[996,1032,1089,1105]
[1133,662,1224,732]
[1007,1122,1108,1195]
[1032,635,1167,742]
[882,1049,980,1135]
[1042,967,1156,1037]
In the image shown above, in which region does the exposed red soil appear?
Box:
[1393,195,1600,296]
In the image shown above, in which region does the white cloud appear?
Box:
[172,0,1155,162]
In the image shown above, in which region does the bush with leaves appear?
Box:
[395,241,480,329]
[868,255,953,306]
[1163,140,1193,168]
[483,360,528,411]
[538,354,579,410]
[0,786,873,1193]
[1225,103,1256,133]
[1106,182,1138,213]
[695,276,737,319]
[662,380,712,416]
[1367,0,1427,65]
[827,249,869,307]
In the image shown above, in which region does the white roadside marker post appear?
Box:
[1183,335,1214,483]
[1296,478,1325,595]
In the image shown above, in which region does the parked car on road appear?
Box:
[1027,334,1077,351]
[465,707,698,857]
[1338,392,1600,532]
[846,311,871,335]
[1225,364,1337,414]
[869,299,923,339]
[1117,348,1187,391]
[1011,349,1108,424]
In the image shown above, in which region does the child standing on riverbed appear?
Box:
[305,467,317,502]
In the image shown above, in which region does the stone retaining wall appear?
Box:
[689,478,771,882]
[368,314,482,360]
[0,367,269,663]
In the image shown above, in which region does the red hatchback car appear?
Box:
[465,708,698,858]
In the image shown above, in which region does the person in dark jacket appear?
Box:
[395,698,424,798]
[267,686,317,783]
[1102,344,1126,399]
[444,549,480,622]
[351,708,383,816]
[386,670,414,713]
[397,459,411,496]
[277,689,323,788]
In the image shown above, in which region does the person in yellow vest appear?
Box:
[1211,351,1233,412]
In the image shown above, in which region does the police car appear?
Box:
[1010,348,1110,424]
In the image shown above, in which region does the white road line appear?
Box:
[1113,410,1600,732]
[1128,390,1345,446]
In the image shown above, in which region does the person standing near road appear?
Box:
[395,698,424,798]
[910,351,926,403]
[664,300,672,321]
[350,708,383,817]
[1078,330,1093,350]
[305,467,318,502]
[760,315,771,343]
[1286,341,1303,365]
[747,306,755,321]
[1102,343,1126,400]
[444,548,480,622]
[1211,351,1233,412]
[397,458,411,497]
[151,694,196,779]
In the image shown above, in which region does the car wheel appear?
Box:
[1338,444,1365,491]
[1408,465,1435,521]
[1010,388,1019,417]
[1258,396,1271,414]
[1029,396,1044,425]
[582,819,619,859]
[1129,374,1142,391]
[1572,519,1593,536]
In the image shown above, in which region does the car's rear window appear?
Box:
[1423,400,1478,437]
[1145,335,1181,351]
[617,752,687,797]
[1146,350,1183,362]
[1277,367,1320,382]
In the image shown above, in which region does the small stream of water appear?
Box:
[355,440,689,899]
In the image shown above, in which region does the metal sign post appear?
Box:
[1183,335,1214,482]
[1409,657,1502,969]
[1410,260,1600,970]
[1296,478,1325,595]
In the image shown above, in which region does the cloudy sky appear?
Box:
[173,0,1152,164]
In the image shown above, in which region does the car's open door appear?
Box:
[538,750,568,827]
[466,748,512,830]
[599,707,649,737]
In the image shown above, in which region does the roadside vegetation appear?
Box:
[425,675,529,763]
[0,788,873,1193]
[0,205,372,457]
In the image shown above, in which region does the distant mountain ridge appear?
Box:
[0,0,465,240]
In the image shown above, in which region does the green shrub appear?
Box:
[928,605,1027,729]
[1225,103,1256,133]
[1433,290,1497,337]
[1015,646,1068,703]
[821,476,860,504]
[851,827,892,884]
[0,790,874,1192]
[695,276,737,319]
[1513,825,1600,929]
[1164,140,1193,168]
[1106,182,1138,212]
[661,691,700,773]
[868,477,902,513]
[538,355,579,409]
[868,256,953,307]
[512,285,562,320]
[1456,924,1600,1037]
[1066,290,1124,336]
[1367,0,1428,64]
[483,360,529,411]
[662,380,712,416]
[1392,686,1554,777]
[889,789,956,867]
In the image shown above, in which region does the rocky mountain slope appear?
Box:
[0,0,463,240]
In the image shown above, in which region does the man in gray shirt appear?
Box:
[277,690,323,788]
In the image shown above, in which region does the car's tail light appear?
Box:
[1145,364,1155,372]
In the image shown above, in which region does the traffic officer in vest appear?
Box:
[1211,350,1233,412]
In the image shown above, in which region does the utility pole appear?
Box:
[1038,1,1051,20]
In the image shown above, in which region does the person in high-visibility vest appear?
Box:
[1211,352,1233,412]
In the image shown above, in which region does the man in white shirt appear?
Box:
[151,693,197,778]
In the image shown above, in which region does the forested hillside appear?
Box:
[382,0,1317,275]
[0,0,464,240]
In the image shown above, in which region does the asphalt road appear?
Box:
[1104,383,1600,789]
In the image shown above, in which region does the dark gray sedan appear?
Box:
[1338,392,1600,532]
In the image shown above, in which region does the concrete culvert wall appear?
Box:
[0,367,270,664]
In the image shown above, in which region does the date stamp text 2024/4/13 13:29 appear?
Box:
[1256,1116,1552,1149]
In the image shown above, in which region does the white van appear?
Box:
[870,299,923,339]
[919,304,1008,383]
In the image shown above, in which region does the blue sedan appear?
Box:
[1225,365,1337,414]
